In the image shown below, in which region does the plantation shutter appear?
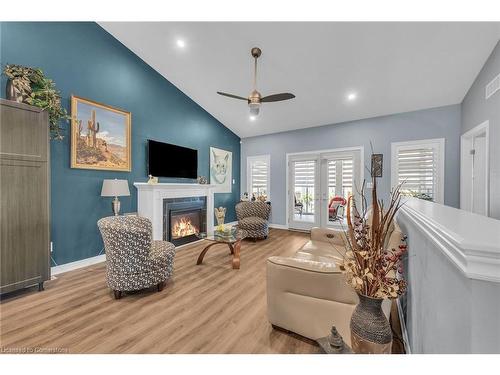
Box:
[328,161,336,191]
[396,146,437,200]
[249,158,269,196]
[341,159,353,192]
[293,160,315,188]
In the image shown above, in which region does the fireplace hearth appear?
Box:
[163,197,206,246]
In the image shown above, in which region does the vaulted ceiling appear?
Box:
[100,22,500,138]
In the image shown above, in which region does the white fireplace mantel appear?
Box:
[134,183,215,241]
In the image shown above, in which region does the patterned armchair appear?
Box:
[97,216,176,299]
[235,201,271,240]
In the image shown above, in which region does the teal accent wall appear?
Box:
[0,22,241,265]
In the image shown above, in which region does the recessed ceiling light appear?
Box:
[176,39,186,48]
[347,93,357,101]
[249,115,256,121]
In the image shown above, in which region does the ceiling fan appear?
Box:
[217,47,295,117]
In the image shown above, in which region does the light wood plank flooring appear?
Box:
[0,229,321,354]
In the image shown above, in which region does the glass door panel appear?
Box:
[321,158,349,228]
[289,157,319,230]
[320,151,361,229]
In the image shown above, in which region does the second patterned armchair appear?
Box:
[235,201,271,240]
[97,215,176,299]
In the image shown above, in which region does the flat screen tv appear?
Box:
[148,140,198,179]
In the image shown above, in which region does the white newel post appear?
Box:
[134,183,215,241]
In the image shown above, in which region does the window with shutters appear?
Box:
[327,158,354,199]
[391,139,445,204]
[247,155,271,200]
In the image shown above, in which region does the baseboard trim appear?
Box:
[51,254,106,276]
[269,223,289,230]
[287,228,310,233]
[397,298,411,354]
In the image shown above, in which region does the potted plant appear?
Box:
[338,175,407,353]
[3,64,70,139]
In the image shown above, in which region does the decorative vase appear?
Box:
[5,79,24,103]
[350,293,392,354]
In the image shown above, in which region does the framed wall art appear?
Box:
[71,95,131,171]
[371,153,383,178]
[210,147,232,193]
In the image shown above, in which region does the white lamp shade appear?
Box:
[101,179,130,197]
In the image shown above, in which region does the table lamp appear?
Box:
[101,179,130,216]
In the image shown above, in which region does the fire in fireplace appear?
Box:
[163,197,207,246]
[171,212,200,240]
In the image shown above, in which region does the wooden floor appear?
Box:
[0,229,323,354]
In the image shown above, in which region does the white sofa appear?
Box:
[266,224,402,344]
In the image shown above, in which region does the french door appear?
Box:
[288,155,320,230]
[288,148,362,231]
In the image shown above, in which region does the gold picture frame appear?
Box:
[71,95,131,171]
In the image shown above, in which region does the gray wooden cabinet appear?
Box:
[0,98,50,294]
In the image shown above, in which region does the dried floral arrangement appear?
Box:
[339,175,408,299]
[3,64,70,139]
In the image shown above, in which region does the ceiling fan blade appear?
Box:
[217,92,248,101]
[260,93,296,102]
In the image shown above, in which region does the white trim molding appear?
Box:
[269,223,289,230]
[134,183,215,241]
[397,198,500,283]
[51,254,106,276]
[391,138,445,204]
[460,120,489,215]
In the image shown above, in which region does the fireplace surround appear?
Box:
[134,183,215,243]
[163,197,206,246]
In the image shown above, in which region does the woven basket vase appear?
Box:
[350,293,392,354]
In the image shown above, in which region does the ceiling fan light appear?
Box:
[249,102,260,116]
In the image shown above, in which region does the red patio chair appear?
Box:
[328,196,347,221]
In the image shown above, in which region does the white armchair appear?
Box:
[267,225,399,344]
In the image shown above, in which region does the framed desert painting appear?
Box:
[71,95,131,171]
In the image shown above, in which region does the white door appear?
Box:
[320,151,361,228]
[288,148,363,230]
[461,121,489,216]
[288,155,320,230]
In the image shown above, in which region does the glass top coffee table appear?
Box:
[196,229,247,269]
